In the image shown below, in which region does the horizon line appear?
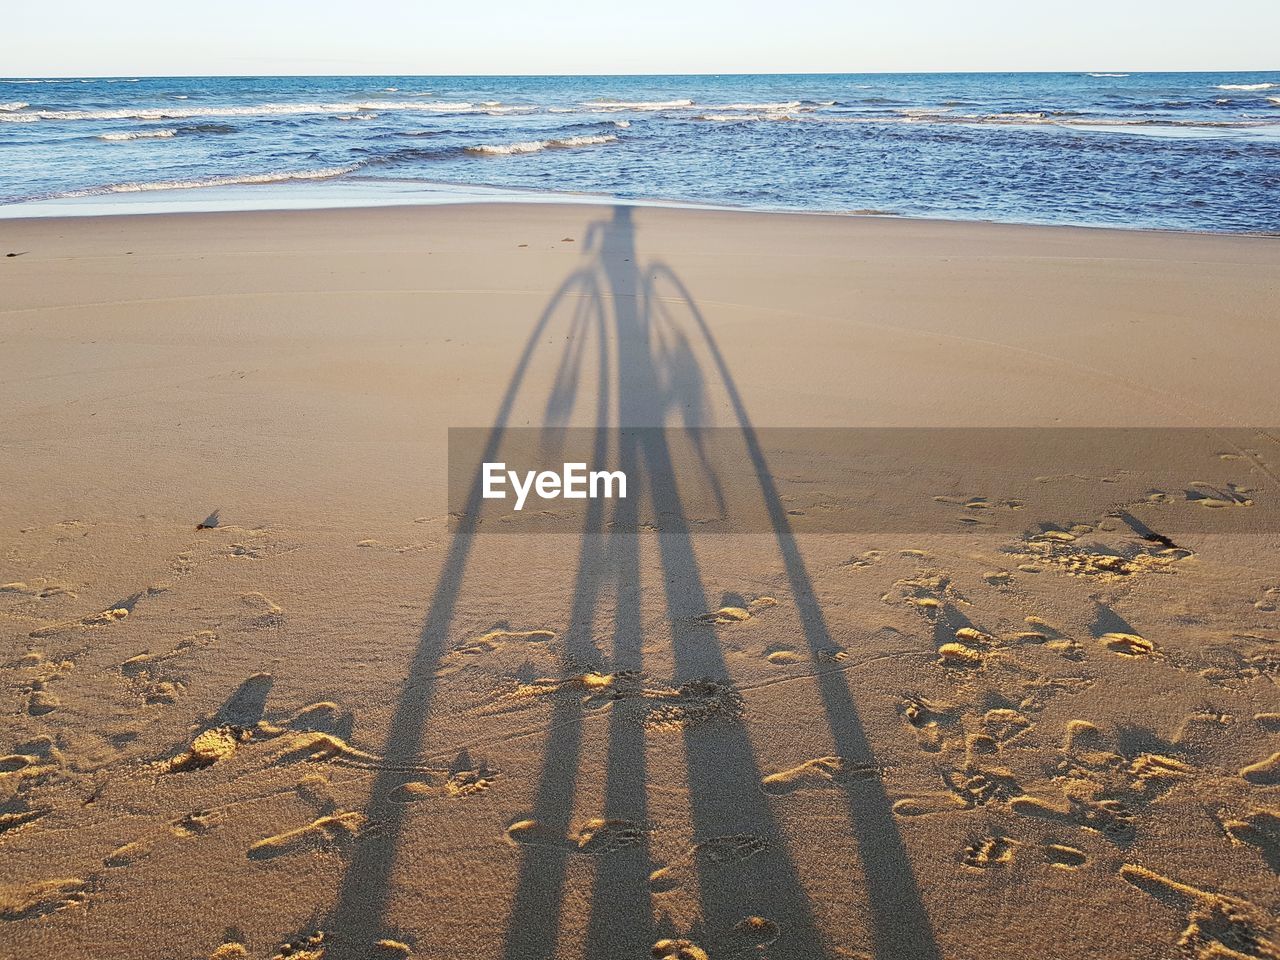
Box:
[5,68,1278,80]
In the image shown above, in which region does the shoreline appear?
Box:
[3,179,1279,239]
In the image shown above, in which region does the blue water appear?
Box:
[2,73,1279,231]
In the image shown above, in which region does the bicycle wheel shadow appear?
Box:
[324,206,939,960]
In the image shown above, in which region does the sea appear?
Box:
[1,73,1278,231]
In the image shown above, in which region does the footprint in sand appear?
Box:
[248,812,367,861]
[697,596,777,625]
[28,602,132,639]
[899,695,961,753]
[935,626,993,668]
[106,809,225,868]
[15,650,74,715]
[1241,752,1280,786]
[943,763,1023,809]
[1012,793,1135,843]
[1013,617,1084,660]
[983,708,1034,744]
[269,932,327,960]
[456,627,556,655]
[0,802,49,838]
[695,832,768,864]
[1044,843,1087,869]
[240,592,284,630]
[842,550,883,569]
[506,817,651,855]
[938,642,985,669]
[960,835,1018,869]
[0,877,88,921]
[884,573,964,614]
[764,644,802,665]
[760,756,882,796]
[164,726,251,774]
[1186,481,1254,508]
[390,752,498,801]
[649,833,769,893]
[0,579,76,601]
[1223,809,1280,871]
[727,916,779,950]
[1100,632,1158,658]
[652,939,708,960]
[1121,863,1279,959]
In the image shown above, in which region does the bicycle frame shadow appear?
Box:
[325,205,939,960]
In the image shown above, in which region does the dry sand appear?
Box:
[1,203,1278,960]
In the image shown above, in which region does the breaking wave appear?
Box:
[50,165,362,198]
[97,129,177,141]
[583,99,693,111]
[0,101,485,122]
[464,134,618,155]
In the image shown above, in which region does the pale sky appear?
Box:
[4,0,1277,76]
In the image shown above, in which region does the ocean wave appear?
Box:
[583,99,693,111]
[0,100,485,123]
[1217,83,1276,91]
[1270,97,1280,105]
[465,134,618,155]
[898,107,956,118]
[708,101,802,111]
[694,112,795,122]
[801,111,1275,131]
[1,78,137,84]
[179,122,237,134]
[97,129,177,140]
[1088,73,1130,78]
[0,101,28,112]
[52,165,362,198]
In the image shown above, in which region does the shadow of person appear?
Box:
[325,205,939,960]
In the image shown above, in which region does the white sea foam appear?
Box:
[1270,97,1280,105]
[97,129,177,140]
[54,165,362,198]
[1088,73,1130,78]
[584,99,693,111]
[710,101,801,111]
[695,112,795,122]
[1217,83,1276,91]
[465,134,618,155]
[898,107,955,118]
[985,111,1050,121]
[0,101,29,111]
[0,101,482,122]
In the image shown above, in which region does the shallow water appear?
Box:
[2,73,1279,230]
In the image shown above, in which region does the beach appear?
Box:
[2,202,1279,960]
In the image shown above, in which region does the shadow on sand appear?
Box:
[323,207,939,960]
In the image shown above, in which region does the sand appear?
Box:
[1,203,1278,960]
